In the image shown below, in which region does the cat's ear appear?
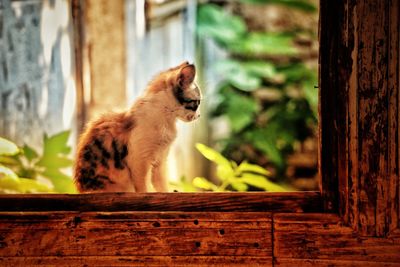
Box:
[179,61,189,67]
[178,64,196,87]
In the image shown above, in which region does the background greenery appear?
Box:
[0,131,76,193]
[197,0,318,189]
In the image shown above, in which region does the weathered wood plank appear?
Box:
[387,0,400,234]
[357,0,389,237]
[0,192,322,212]
[275,258,400,267]
[0,256,272,266]
[274,213,400,262]
[0,212,272,257]
[319,0,340,213]
[346,0,359,232]
[321,0,400,237]
[71,0,87,132]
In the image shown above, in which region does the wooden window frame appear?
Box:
[0,1,399,265]
[0,0,397,226]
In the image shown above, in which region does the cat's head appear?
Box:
[168,62,202,122]
[145,61,202,122]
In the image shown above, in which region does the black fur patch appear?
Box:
[123,119,135,131]
[174,86,186,104]
[112,140,128,170]
[184,100,200,111]
[83,150,91,161]
[120,145,128,159]
[94,138,111,159]
[100,158,109,169]
[174,86,200,111]
[79,175,105,190]
[78,174,115,191]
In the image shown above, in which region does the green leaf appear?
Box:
[243,61,277,80]
[42,131,71,158]
[245,130,284,168]
[279,63,313,83]
[36,156,73,169]
[238,0,317,12]
[197,4,246,45]
[240,173,287,191]
[195,143,231,168]
[193,177,218,191]
[302,70,318,117]
[0,137,19,156]
[22,145,39,162]
[215,60,261,91]
[236,161,271,175]
[230,181,249,192]
[37,130,73,173]
[226,92,260,133]
[41,168,76,193]
[229,32,298,57]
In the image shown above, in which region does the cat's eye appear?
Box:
[182,98,194,103]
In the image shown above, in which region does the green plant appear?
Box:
[193,143,287,192]
[197,2,318,180]
[0,131,76,193]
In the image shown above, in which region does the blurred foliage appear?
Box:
[193,143,287,192]
[197,1,318,181]
[238,0,317,12]
[0,131,76,193]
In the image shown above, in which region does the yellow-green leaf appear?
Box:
[193,177,218,191]
[240,173,287,192]
[231,181,248,192]
[216,165,235,181]
[0,165,18,180]
[0,176,52,193]
[195,143,231,167]
[236,161,271,176]
[0,137,19,156]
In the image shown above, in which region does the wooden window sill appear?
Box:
[0,191,322,212]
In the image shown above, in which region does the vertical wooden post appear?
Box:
[320,0,400,237]
[71,0,86,133]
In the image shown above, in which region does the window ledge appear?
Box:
[0,191,322,212]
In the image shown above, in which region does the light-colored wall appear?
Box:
[0,0,76,148]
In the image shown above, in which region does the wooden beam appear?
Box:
[0,256,272,266]
[274,213,400,263]
[320,0,400,236]
[0,192,322,212]
[0,212,272,260]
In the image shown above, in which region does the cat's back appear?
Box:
[74,112,135,192]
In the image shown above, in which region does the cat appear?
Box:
[74,61,201,193]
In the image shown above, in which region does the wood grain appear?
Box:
[319,0,346,213]
[0,256,272,267]
[274,213,400,262]
[321,0,400,237]
[71,0,87,132]
[0,192,322,212]
[0,212,271,258]
[387,0,400,235]
[275,258,400,267]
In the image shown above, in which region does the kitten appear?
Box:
[74,61,201,192]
